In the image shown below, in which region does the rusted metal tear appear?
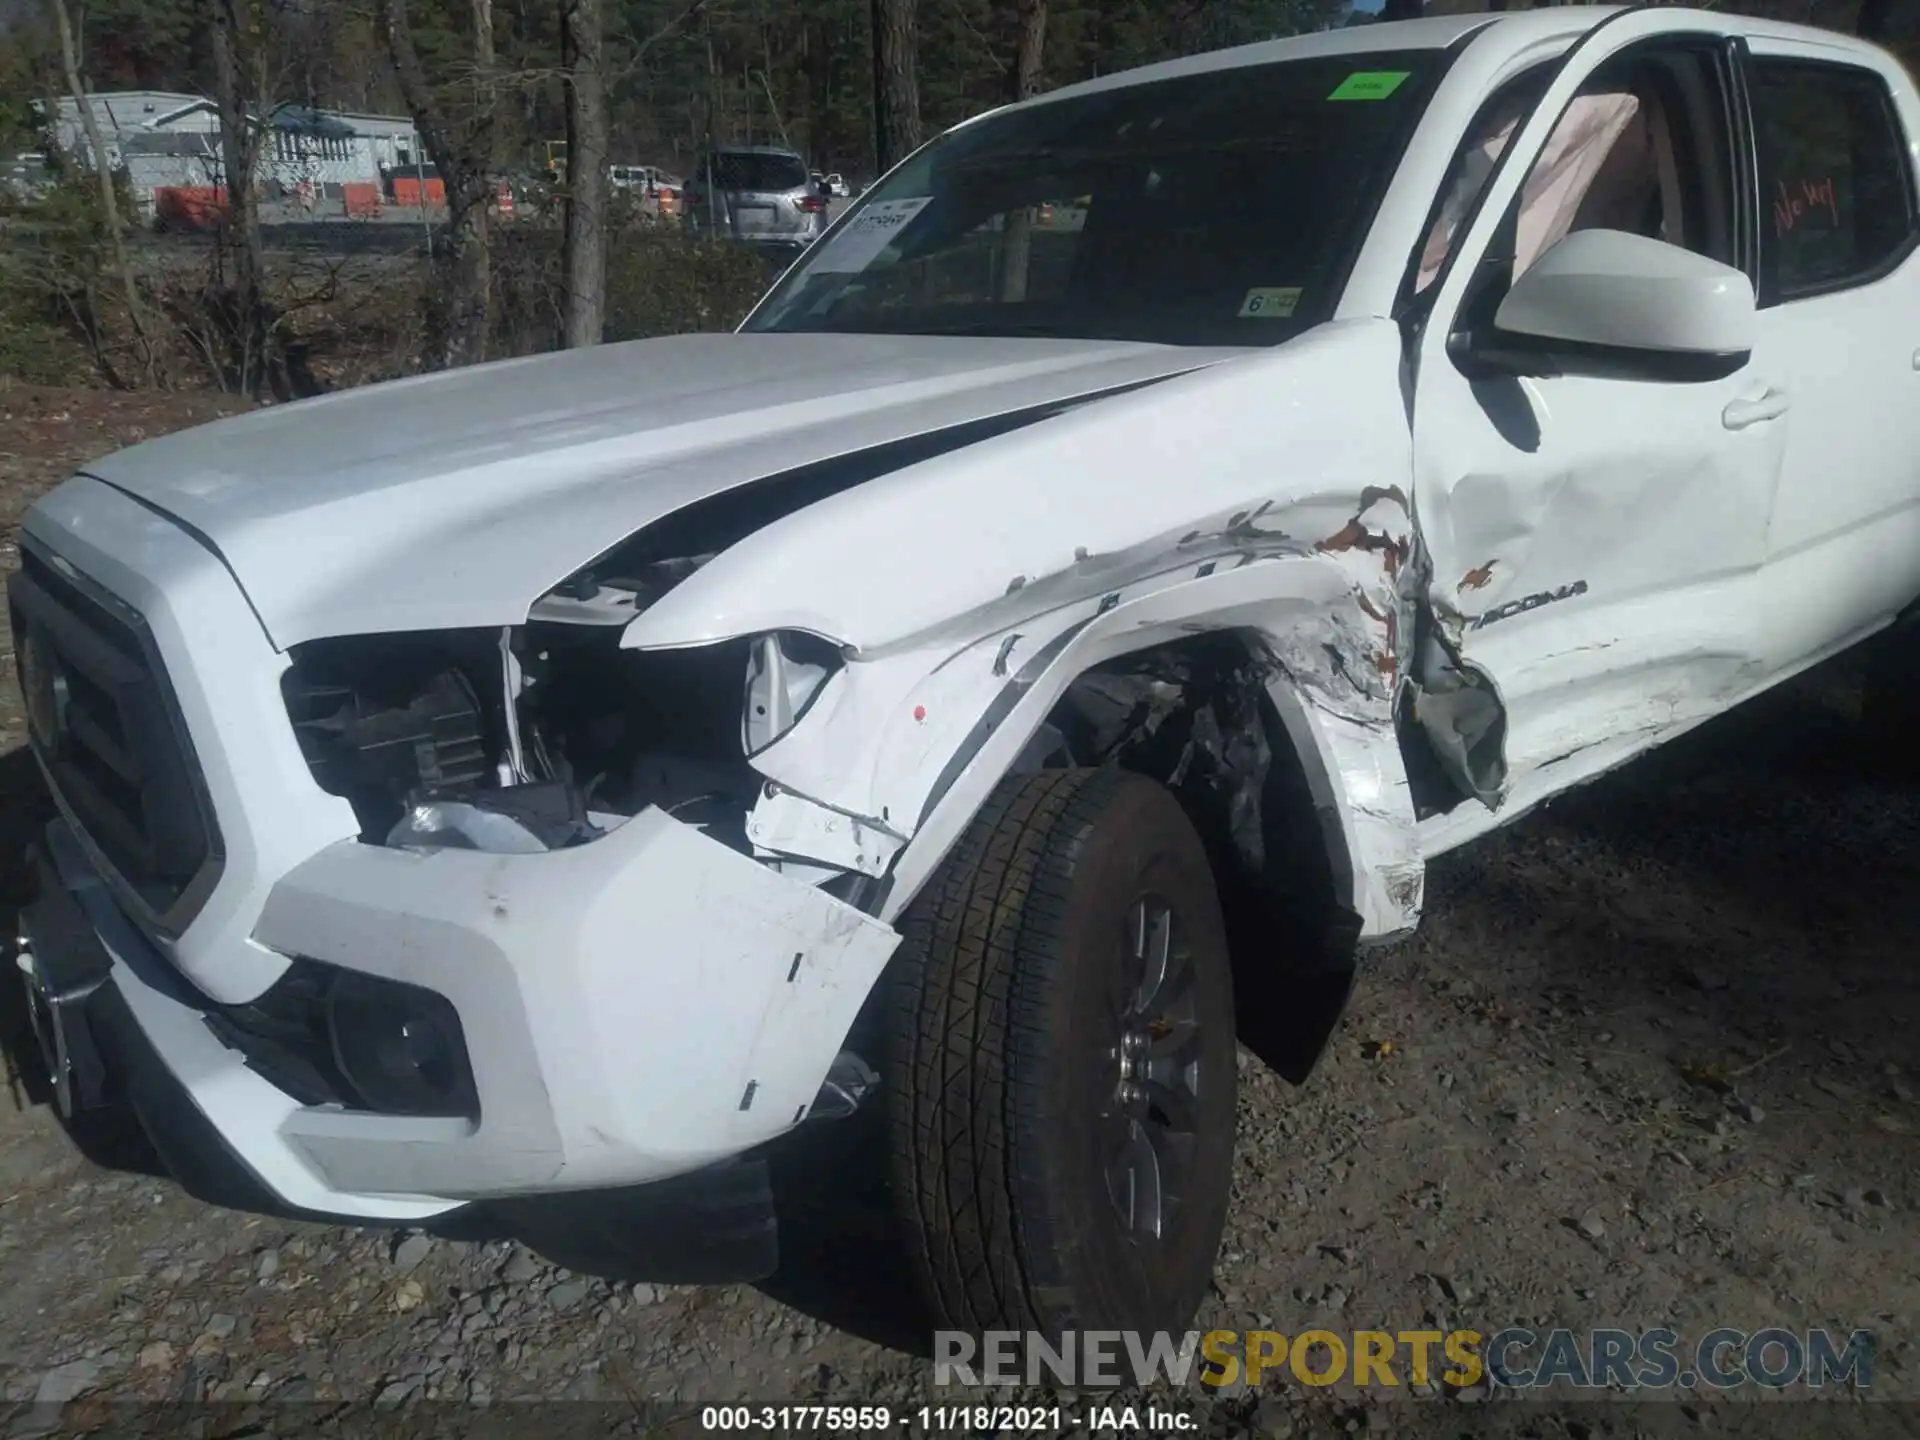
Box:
[1316,485,1412,577]
[1353,593,1399,676]
[1460,561,1497,591]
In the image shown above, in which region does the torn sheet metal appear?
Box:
[618,318,1413,657]
[602,320,1435,936]
[719,470,1434,935]
[746,787,904,877]
[1265,687,1424,943]
[1410,629,1507,807]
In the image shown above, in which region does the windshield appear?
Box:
[699,151,810,192]
[746,51,1438,346]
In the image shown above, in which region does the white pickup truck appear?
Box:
[13,7,1919,1342]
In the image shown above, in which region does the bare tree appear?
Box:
[48,0,157,385]
[996,0,1045,303]
[870,0,920,173]
[208,0,307,397]
[380,0,496,369]
[1012,0,1046,102]
[561,0,607,347]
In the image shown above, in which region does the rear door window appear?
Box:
[706,153,809,191]
[1749,58,1918,301]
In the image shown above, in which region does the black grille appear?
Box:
[8,542,224,933]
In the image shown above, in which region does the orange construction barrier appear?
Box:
[342,182,381,218]
[154,186,228,230]
[392,175,446,207]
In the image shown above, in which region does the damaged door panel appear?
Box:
[1404,15,1788,811]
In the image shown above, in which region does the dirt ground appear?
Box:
[0,385,1915,1439]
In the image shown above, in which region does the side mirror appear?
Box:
[1458,229,1755,382]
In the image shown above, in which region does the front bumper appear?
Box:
[20,803,898,1222]
[20,844,789,1276]
[15,480,900,1225]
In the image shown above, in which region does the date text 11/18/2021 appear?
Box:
[698,1406,1197,1433]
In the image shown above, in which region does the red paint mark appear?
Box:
[1772,176,1840,237]
[913,705,927,722]
[1461,562,1496,591]
[1317,519,1409,576]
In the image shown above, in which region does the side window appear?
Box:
[1409,69,1550,297]
[1507,51,1736,278]
[1750,59,1918,301]
[1448,47,1738,334]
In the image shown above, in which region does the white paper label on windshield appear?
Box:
[807,197,932,273]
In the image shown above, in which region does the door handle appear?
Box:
[1722,388,1791,431]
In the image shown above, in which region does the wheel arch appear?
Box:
[871,574,1426,1081]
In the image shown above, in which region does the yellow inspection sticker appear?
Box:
[1238,286,1303,319]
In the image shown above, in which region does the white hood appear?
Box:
[80,332,1234,649]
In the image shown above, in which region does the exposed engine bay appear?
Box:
[279,573,1310,929]
[283,617,776,859]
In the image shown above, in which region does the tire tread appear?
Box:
[885,767,1130,1333]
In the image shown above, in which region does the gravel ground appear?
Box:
[0,386,1915,1439]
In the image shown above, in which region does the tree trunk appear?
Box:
[1379,0,1422,20]
[49,0,156,386]
[998,0,1045,304]
[464,0,496,355]
[870,0,921,174]
[379,0,494,369]
[561,0,607,348]
[209,0,294,398]
[1012,0,1046,103]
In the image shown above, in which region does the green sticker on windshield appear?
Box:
[1328,70,1410,101]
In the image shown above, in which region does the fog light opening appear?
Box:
[324,970,479,1120]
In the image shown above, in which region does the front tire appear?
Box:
[883,767,1238,1340]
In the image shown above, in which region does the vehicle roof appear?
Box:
[703,144,806,158]
[1031,7,1895,107]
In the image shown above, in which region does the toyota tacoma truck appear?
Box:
[13,7,1920,1342]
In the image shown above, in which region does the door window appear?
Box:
[1510,53,1733,275]
[1749,59,1918,302]
[1450,47,1739,332]
[1412,70,1549,295]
